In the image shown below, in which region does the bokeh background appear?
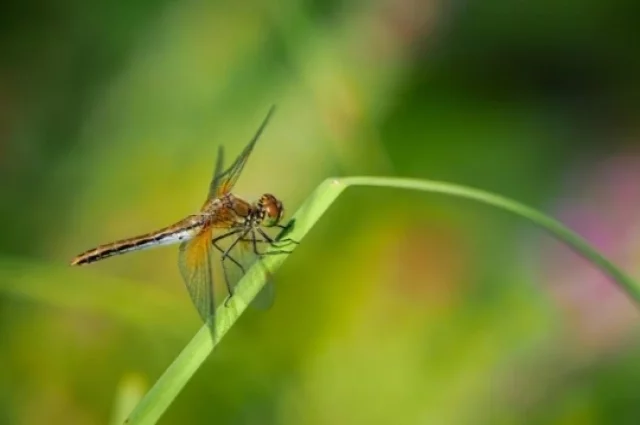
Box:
[2,0,640,424]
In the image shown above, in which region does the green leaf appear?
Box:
[125,177,640,425]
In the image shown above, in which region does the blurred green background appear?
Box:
[2,0,640,424]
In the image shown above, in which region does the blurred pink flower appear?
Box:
[540,152,640,355]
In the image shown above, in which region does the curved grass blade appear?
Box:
[125,177,640,425]
[124,179,345,425]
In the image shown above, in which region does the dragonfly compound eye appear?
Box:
[260,194,284,227]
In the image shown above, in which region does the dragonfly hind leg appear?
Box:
[211,229,248,306]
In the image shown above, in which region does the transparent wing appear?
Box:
[212,105,276,198]
[212,228,278,310]
[206,146,225,200]
[178,227,216,325]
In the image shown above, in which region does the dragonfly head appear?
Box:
[258,194,284,227]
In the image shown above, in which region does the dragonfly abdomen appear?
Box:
[71,226,200,266]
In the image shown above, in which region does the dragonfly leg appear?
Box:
[276,223,297,232]
[211,229,242,249]
[251,229,269,267]
[258,228,296,253]
[274,223,300,245]
[211,229,246,271]
[222,259,245,306]
[211,229,246,296]
[241,228,295,256]
[213,240,245,306]
[212,241,244,272]
[251,230,277,303]
[259,250,294,256]
[272,238,299,248]
[244,238,298,248]
[220,229,251,305]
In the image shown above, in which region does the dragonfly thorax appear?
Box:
[253,193,284,227]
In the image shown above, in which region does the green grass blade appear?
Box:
[125,176,640,425]
[124,179,346,425]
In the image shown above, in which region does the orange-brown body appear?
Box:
[70,193,284,266]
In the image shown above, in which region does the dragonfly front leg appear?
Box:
[254,228,297,256]
[243,238,298,249]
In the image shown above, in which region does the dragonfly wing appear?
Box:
[206,146,226,200]
[178,227,216,325]
[213,105,276,197]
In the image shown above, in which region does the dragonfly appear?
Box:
[70,105,297,326]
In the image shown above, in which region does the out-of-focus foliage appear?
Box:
[1,0,640,424]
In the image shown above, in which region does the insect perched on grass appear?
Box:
[71,105,297,326]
